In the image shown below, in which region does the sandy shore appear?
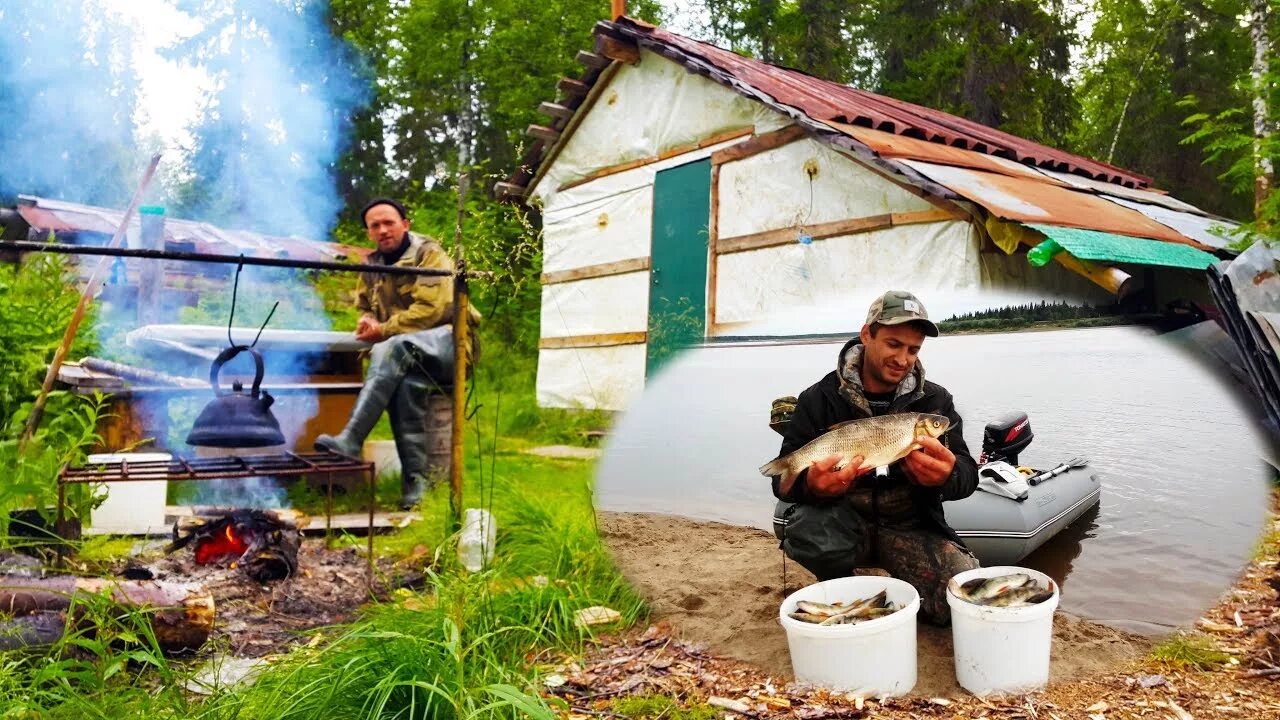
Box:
[598,510,1153,698]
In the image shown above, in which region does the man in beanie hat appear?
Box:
[766,290,980,626]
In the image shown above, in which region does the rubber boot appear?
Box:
[388,372,432,510]
[314,337,415,458]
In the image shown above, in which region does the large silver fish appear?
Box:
[760,413,951,482]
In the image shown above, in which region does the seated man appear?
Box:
[767,290,980,626]
[315,197,479,508]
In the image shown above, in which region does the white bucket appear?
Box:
[86,452,172,536]
[947,565,1060,697]
[778,576,920,697]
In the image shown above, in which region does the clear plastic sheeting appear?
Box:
[532,49,789,207]
[716,137,935,239]
[1223,239,1280,312]
[536,344,647,411]
[540,272,649,339]
[1209,239,1280,438]
[1101,196,1237,250]
[541,184,653,274]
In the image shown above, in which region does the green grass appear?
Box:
[1148,633,1233,671]
[610,695,719,720]
[0,272,647,718]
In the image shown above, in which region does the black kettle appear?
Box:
[186,345,286,448]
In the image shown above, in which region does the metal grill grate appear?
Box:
[60,451,372,484]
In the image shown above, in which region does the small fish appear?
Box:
[788,611,830,623]
[760,413,950,483]
[790,590,898,626]
[949,574,1055,607]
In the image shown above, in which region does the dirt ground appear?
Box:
[597,511,1150,698]
[120,538,421,656]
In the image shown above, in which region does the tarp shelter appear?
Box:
[499,16,1241,411]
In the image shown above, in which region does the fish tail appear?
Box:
[759,456,793,480]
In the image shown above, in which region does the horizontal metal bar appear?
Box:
[59,451,373,483]
[0,240,474,278]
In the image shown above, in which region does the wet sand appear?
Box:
[599,511,1154,697]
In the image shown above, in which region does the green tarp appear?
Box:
[1028,224,1219,270]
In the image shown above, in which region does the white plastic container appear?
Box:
[778,576,920,697]
[947,565,1060,697]
[457,508,496,572]
[85,452,172,536]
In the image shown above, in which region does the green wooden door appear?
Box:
[647,158,711,375]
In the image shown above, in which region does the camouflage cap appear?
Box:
[865,290,939,337]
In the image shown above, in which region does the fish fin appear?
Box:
[759,457,792,479]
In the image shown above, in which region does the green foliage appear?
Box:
[0,253,108,538]
[197,496,644,720]
[1178,0,1280,245]
[0,591,191,718]
[1073,0,1253,219]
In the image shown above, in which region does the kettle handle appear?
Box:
[209,344,266,397]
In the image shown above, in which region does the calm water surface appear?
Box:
[594,325,1274,635]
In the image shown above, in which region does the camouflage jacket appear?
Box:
[355,232,482,360]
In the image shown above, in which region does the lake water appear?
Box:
[594,325,1275,635]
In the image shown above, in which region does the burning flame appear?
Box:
[195,523,249,565]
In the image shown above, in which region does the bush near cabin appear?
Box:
[0,252,107,540]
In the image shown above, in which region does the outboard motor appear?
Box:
[979,411,1033,465]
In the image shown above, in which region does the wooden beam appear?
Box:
[707,163,720,330]
[1016,233,1133,299]
[711,125,809,165]
[557,77,590,96]
[525,64,622,198]
[493,182,527,199]
[540,257,649,285]
[576,50,609,69]
[595,34,641,65]
[526,125,560,143]
[539,331,647,350]
[557,126,754,192]
[537,101,575,121]
[716,208,962,255]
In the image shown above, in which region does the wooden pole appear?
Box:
[612,0,626,20]
[449,162,471,532]
[450,270,469,532]
[19,154,162,450]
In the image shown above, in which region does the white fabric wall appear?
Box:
[530,49,790,208]
[536,344,648,411]
[717,137,936,238]
[540,272,649,338]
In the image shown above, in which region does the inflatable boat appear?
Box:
[772,411,1101,567]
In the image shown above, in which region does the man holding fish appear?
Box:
[762,290,980,626]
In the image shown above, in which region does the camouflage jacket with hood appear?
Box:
[355,231,482,362]
[770,336,979,543]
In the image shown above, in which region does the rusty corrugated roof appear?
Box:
[896,160,1215,250]
[504,17,1156,198]
[634,22,1151,188]
[15,196,373,264]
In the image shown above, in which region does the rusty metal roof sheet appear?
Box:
[15,196,372,263]
[896,160,1214,250]
[504,17,1158,200]
[615,19,1152,188]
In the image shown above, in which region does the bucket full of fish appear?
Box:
[778,576,920,697]
[946,566,1059,697]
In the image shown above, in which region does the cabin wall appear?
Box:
[531,49,790,411]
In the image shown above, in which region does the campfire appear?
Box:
[167,509,302,582]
